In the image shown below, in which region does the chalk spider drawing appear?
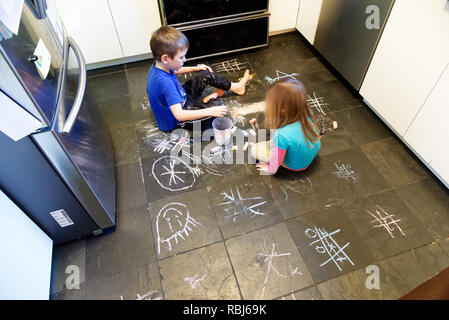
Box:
[278,176,313,200]
[305,226,354,272]
[156,202,202,254]
[218,186,267,223]
[367,205,406,239]
[210,59,249,74]
[184,274,207,289]
[307,92,329,116]
[333,162,358,183]
[152,156,195,191]
[264,70,299,84]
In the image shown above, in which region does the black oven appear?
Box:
[158,0,270,60]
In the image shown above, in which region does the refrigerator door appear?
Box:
[0,0,63,125]
[34,36,116,229]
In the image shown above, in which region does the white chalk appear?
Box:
[232,145,238,151]
[210,146,221,154]
[243,142,249,151]
[231,126,237,134]
[241,129,248,137]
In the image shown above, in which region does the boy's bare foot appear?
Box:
[203,88,225,103]
[230,69,250,96]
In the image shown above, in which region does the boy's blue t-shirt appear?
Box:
[146,62,187,131]
[273,120,321,170]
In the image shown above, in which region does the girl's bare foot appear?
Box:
[203,88,225,103]
[230,69,250,96]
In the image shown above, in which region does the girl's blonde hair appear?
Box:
[264,79,320,147]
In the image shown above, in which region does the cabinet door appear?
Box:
[269,0,300,33]
[54,0,124,64]
[404,63,449,186]
[360,0,449,136]
[107,0,161,57]
[296,0,323,44]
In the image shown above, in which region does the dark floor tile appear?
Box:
[316,113,359,156]
[148,189,222,259]
[207,176,283,239]
[314,147,391,207]
[159,242,240,299]
[85,70,129,104]
[376,243,449,299]
[87,64,125,78]
[298,57,338,86]
[278,286,323,300]
[126,66,153,122]
[85,263,162,300]
[141,153,206,202]
[333,106,391,145]
[109,124,140,166]
[438,238,449,257]
[97,95,134,130]
[341,190,434,261]
[116,161,147,212]
[226,223,314,300]
[361,138,430,188]
[51,283,86,300]
[285,207,376,283]
[85,204,156,281]
[50,239,86,295]
[395,179,449,240]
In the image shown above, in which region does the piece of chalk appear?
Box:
[241,129,248,137]
[332,121,338,130]
[231,126,237,134]
[210,146,221,154]
[232,145,238,151]
[249,129,256,136]
[243,142,249,151]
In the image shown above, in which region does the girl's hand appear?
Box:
[208,105,228,117]
[197,64,213,73]
[255,162,273,174]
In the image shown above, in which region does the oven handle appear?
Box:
[61,36,87,135]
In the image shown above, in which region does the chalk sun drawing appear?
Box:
[264,70,299,84]
[333,163,358,183]
[152,156,195,191]
[209,59,249,74]
[218,186,266,223]
[184,274,207,289]
[156,202,202,254]
[305,226,354,272]
[367,205,406,239]
[307,92,328,116]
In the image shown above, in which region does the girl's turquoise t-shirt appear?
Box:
[273,120,321,170]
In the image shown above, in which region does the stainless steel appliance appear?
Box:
[158,0,270,60]
[313,0,395,90]
[0,0,116,245]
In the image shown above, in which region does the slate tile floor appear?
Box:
[50,32,449,300]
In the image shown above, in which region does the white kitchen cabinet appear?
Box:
[269,0,300,33]
[404,63,449,187]
[295,0,323,44]
[54,0,124,64]
[360,0,449,136]
[107,0,161,57]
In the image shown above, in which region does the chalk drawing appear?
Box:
[264,70,299,84]
[333,163,358,183]
[209,59,249,74]
[152,156,196,191]
[367,205,406,239]
[278,176,313,200]
[257,238,291,299]
[156,202,202,254]
[305,226,354,272]
[218,186,266,223]
[120,290,162,300]
[184,274,207,289]
[307,92,328,116]
[138,96,151,110]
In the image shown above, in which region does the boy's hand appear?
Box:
[208,105,228,117]
[197,64,213,73]
[255,162,273,175]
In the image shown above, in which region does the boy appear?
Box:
[147,26,250,133]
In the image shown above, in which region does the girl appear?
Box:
[250,79,321,174]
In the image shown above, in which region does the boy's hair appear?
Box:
[150,26,189,62]
[264,79,320,147]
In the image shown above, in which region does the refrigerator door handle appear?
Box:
[61,36,87,135]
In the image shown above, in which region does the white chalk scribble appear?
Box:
[307,92,328,116]
[184,274,207,289]
[367,205,406,239]
[333,163,358,183]
[152,156,196,191]
[210,59,249,74]
[265,70,299,84]
[218,186,266,223]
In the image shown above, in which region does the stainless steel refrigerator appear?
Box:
[0,0,116,245]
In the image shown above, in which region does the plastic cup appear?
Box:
[212,117,233,145]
